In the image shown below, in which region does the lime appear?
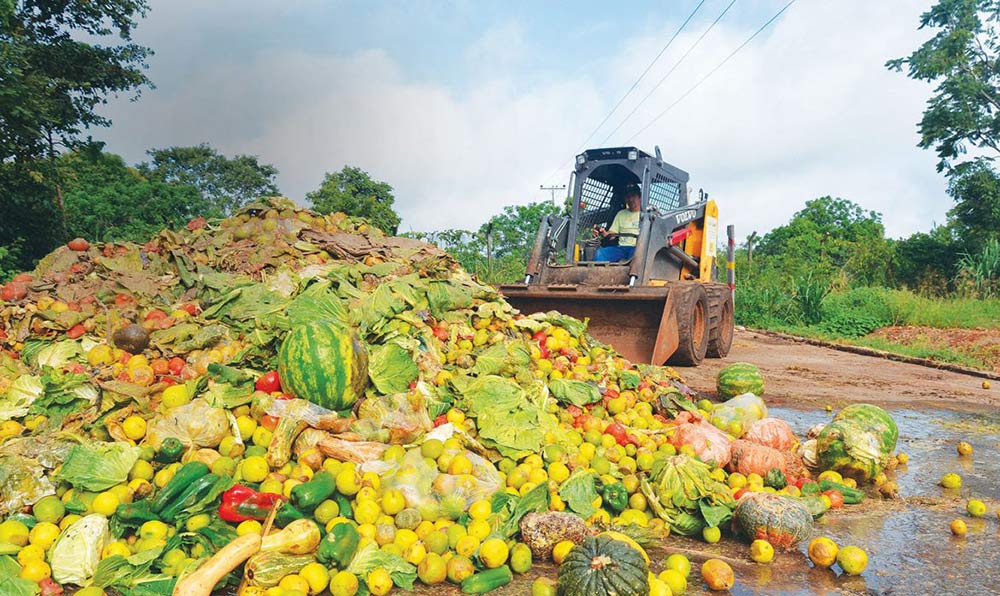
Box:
[420,439,444,460]
[702,525,721,544]
[241,455,269,483]
[31,496,65,524]
[967,499,987,517]
[122,415,147,440]
[417,552,447,585]
[28,522,60,550]
[836,545,868,575]
[0,520,30,546]
[658,568,687,594]
[329,570,359,596]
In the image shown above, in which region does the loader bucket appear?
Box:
[499,285,684,365]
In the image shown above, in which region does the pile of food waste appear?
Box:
[0,198,903,596]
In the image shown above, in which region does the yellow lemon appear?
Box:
[479,538,509,569]
[836,545,868,575]
[552,540,575,564]
[749,539,774,564]
[28,522,61,550]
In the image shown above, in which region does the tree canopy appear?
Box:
[308,166,401,234]
[140,144,280,215]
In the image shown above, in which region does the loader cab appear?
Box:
[568,147,690,263]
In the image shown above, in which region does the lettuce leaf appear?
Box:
[559,469,599,518]
[548,378,601,407]
[347,542,416,590]
[368,343,419,395]
[0,376,43,421]
[0,555,39,596]
[57,442,141,492]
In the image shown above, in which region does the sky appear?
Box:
[95,0,946,240]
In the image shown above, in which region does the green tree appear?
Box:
[308,166,401,234]
[946,159,1000,242]
[140,144,280,215]
[0,0,152,270]
[58,145,210,242]
[888,0,1000,172]
[755,196,892,284]
[892,224,965,293]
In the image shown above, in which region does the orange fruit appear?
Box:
[957,441,973,456]
[808,537,839,568]
[950,519,967,536]
[701,558,734,591]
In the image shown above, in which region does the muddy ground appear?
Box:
[675,329,999,411]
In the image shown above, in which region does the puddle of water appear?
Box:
[705,405,1000,596]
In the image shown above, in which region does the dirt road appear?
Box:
[674,329,999,410]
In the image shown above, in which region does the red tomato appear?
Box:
[733,487,748,500]
[261,415,280,432]
[66,324,86,339]
[65,363,86,375]
[255,371,281,393]
[38,578,63,596]
[167,357,185,376]
[433,414,448,427]
[161,377,177,386]
[0,329,7,341]
[531,331,546,343]
[431,326,448,341]
[114,294,135,307]
[180,302,200,316]
[150,358,169,376]
[145,309,168,322]
[604,422,630,446]
[823,489,845,509]
[187,216,207,231]
[67,238,90,251]
[11,273,32,283]
[1,282,28,302]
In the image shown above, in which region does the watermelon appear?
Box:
[277,321,369,411]
[716,362,764,398]
[815,404,897,482]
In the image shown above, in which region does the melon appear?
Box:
[277,321,368,411]
[716,362,764,398]
[816,404,897,482]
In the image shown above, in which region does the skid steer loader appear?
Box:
[501,146,734,366]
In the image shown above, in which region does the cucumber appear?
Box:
[461,565,513,594]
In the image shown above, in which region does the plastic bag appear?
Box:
[377,445,501,520]
[354,392,432,445]
[0,455,55,515]
[709,393,768,437]
[146,398,229,449]
[670,411,732,467]
[728,439,806,479]
[743,418,798,451]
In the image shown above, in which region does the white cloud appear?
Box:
[96,0,945,239]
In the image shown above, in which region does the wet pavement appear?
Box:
[690,405,1000,595]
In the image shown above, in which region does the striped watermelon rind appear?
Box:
[716,362,764,398]
[816,403,898,482]
[277,321,369,411]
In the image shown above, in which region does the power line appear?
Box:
[540,0,708,185]
[624,0,797,144]
[599,0,737,146]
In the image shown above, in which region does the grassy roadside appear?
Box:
[758,324,995,371]
[737,287,1000,371]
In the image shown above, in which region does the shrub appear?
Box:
[819,287,895,337]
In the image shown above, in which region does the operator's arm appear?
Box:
[607,210,625,236]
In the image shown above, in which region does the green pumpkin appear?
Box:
[557,535,649,596]
[716,362,764,398]
[816,403,898,482]
[733,492,813,550]
[277,321,368,411]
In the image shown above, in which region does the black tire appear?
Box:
[707,285,734,358]
[668,284,710,366]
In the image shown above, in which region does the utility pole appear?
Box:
[540,184,566,206]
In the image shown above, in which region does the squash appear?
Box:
[816,404,898,482]
[260,519,322,555]
[245,551,317,587]
[277,321,368,411]
[172,532,261,596]
[716,362,764,398]
[733,492,813,550]
[556,535,649,596]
